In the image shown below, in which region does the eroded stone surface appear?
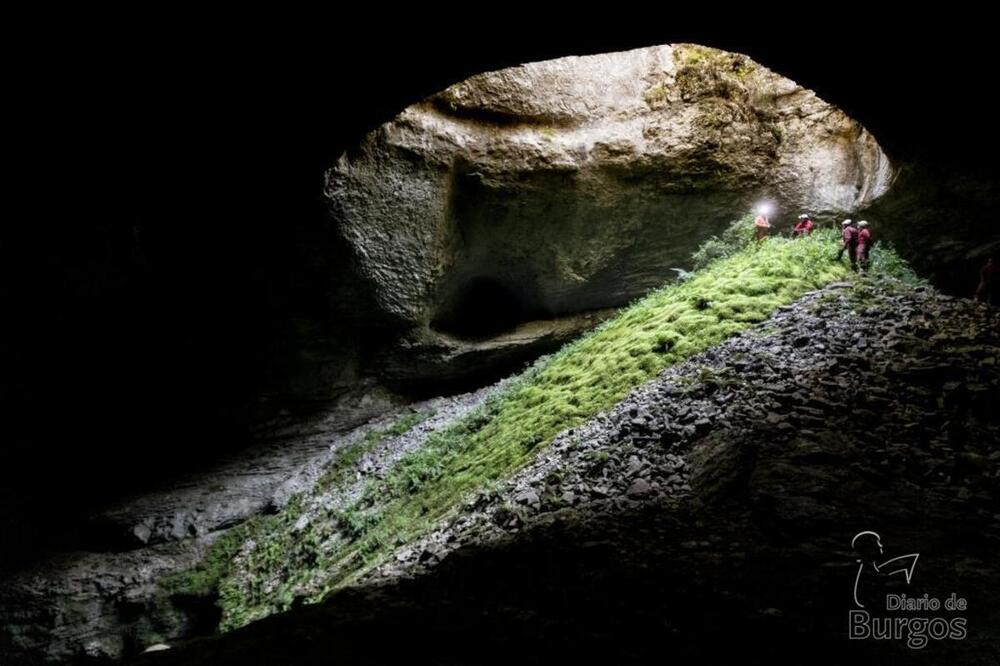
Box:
[326,44,892,335]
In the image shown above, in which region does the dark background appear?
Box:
[3,12,998,566]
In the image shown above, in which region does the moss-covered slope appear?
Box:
[169,229,917,631]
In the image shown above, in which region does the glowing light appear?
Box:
[754,201,774,216]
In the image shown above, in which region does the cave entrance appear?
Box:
[432,276,535,340]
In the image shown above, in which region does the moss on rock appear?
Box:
[196,230,918,632]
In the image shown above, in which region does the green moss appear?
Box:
[209,411,436,629]
[160,516,268,599]
[204,230,916,632]
[537,126,557,140]
[675,44,716,67]
[690,214,755,269]
[315,409,435,494]
[732,55,756,82]
[161,410,432,622]
[163,494,310,608]
[870,241,925,285]
[643,84,669,108]
[674,44,756,104]
[675,44,755,81]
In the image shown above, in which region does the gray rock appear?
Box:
[325,44,891,381]
[8,280,998,665]
[627,478,653,498]
[0,385,506,665]
[515,489,541,507]
[0,537,216,663]
[625,456,645,477]
[144,644,172,653]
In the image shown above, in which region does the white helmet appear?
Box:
[841,219,853,227]
[798,213,809,219]
[858,220,869,228]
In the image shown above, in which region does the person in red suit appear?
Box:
[856,220,872,274]
[975,257,996,302]
[792,213,814,237]
[837,219,858,271]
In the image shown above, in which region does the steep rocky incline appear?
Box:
[4,278,997,665]
[0,386,506,664]
[135,278,998,666]
[365,279,1000,582]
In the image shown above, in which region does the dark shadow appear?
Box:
[129,498,1000,666]
[432,276,535,340]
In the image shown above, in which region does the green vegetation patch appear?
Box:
[178,226,916,633]
[674,44,757,102]
[159,410,433,616]
[161,522,258,598]
[314,409,434,495]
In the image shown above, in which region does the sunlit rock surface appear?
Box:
[327,44,892,339]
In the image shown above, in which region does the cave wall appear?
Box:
[860,162,1000,300]
[5,22,1000,566]
[326,45,892,335]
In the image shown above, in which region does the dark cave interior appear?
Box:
[431,276,537,339]
[4,15,999,573]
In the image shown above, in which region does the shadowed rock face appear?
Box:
[4,278,996,665]
[116,280,999,666]
[860,163,1000,299]
[326,44,892,337]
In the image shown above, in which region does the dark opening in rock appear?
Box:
[432,276,533,339]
